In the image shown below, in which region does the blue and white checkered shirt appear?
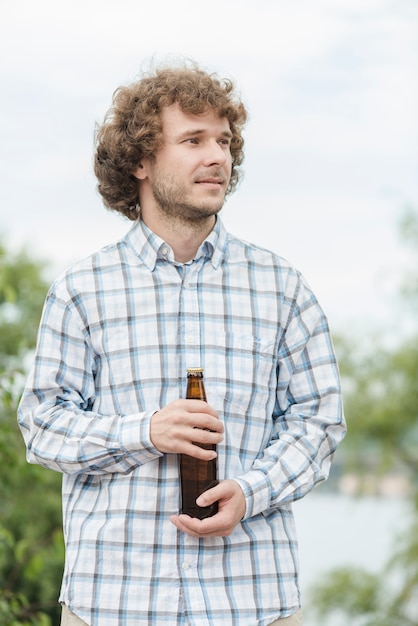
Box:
[18,217,345,625]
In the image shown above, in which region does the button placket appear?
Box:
[181,263,201,366]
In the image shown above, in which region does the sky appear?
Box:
[1,0,417,340]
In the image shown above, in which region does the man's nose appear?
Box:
[202,140,228,167]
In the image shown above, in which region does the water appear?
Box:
[293,493,413,626]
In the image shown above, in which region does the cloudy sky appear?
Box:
[1,0,417,339]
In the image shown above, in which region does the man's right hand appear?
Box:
[150,399,223,459]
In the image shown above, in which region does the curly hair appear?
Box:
[94,62,248,220]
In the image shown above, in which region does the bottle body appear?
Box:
[179,368,218,519]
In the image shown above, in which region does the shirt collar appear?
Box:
[123,217,228,271]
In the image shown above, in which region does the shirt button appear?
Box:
[185,335,193,344]
[184,282,190,289]
[161,246,168,256]
[182,562,190,570]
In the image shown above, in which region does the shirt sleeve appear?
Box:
[17,284,163,475]
[233,273,346,518]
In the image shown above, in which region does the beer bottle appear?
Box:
[179,367,218,519]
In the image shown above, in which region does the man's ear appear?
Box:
[132,162,147,180]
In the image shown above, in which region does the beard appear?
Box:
[150,166,227,226]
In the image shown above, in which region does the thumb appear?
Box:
[196,482,220,507]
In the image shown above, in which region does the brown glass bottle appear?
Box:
[179,368,218,519]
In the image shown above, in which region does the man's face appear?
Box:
[135,103,233,224]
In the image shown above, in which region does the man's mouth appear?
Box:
[195,177,224,186]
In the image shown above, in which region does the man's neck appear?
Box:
[140,211,216,263]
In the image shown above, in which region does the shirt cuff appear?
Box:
[233,470,272,519]
[119,410,163,464]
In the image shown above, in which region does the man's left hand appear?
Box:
[170,479,246,537]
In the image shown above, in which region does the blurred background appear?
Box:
[1,1,417,624]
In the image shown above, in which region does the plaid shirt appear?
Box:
[18,217,345,626]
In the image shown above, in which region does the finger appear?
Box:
[180,443,218,460]
[187,414,224,434]
[185,400,219,418]
[188,426,223,446]
[196,485,219,507]
[170,514,221,537]
[170,515,203,536]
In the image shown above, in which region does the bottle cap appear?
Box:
[186,367,204,373]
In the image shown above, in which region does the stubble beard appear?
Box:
[151,171,226,230]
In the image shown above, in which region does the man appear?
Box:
[18,61,346,626]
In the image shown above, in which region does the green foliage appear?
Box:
[312,567,380,616]
[310,563,417,625]
[0,590,52,626]
[0,239,63,626]
[399,206,418,305]
[334,209,418,488]
[336,334,418,480]
[0,241,49,365]
[310,521,418,624]
[311,208,418,624]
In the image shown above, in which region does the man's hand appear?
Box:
[170,479,246,537]
[150,399,223,460]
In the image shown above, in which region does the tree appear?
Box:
[0,240,63,626]
[310,209,418,624]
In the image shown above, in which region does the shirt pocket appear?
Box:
[207,332,277,416]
